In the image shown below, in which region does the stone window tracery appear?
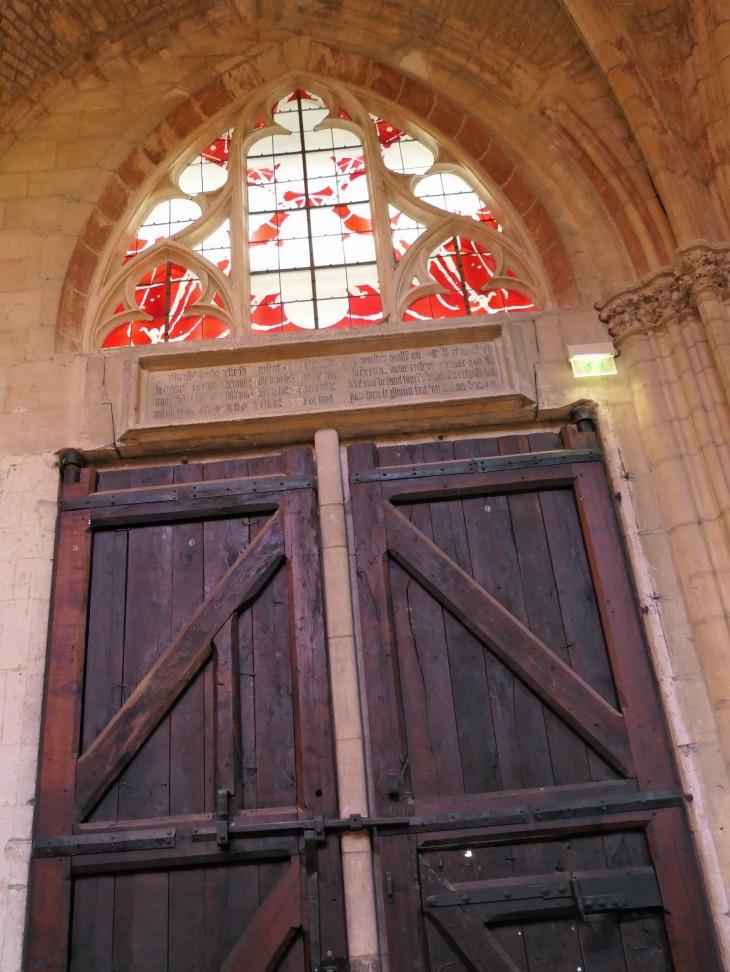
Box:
[94,83,540,348]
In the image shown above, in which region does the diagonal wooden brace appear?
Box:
[385,504,633,777]
[420,860,522,972]
[74,509,285,821]
[218,857,302,972]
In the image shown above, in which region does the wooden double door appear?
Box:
[28,430,718,971]
[28,448,347,972]
[348,428,719,972]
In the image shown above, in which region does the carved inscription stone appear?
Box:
[140,340,505,427]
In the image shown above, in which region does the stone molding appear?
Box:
[598,241,730,344]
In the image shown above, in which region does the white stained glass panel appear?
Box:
[279,270,314,304]
[317,298,350,329]
[311,233,345,268]
[382,136,434,175]
[247,184,277,214]
[178,130,232,195]
[278,236,312,271]
[309,206,345,239]
[278,209,310,242]
[305,150,339,180]
[346,262,380,293]
[248,135,274,158]
[315,265,348,300]
[250,272,281,304]
[303,127,339,152]
[342,230,376,265]
[249,235,281,273]
[128,198,201,256]
[194,219,231,275]
[389,206,426,261]
[275,100,301,132]
[414,172,491,222]
[272,154,305,183]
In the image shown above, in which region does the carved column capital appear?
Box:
[598,270,678,344]
[598,241,730,346]
[674,241,730,302]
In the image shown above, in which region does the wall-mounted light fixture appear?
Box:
[567,343,618,378]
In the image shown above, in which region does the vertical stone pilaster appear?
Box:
[314,429,380,972]
[600,243,730,775]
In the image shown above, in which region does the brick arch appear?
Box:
[56,48,580,351]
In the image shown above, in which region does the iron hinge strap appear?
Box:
[424,866,663,921]
[60,475,316,511]
[348,448,602,484]
[33,827,176,858]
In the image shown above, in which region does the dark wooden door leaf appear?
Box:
[384,503,634,777]
[419,860,521,972]
[74,507,285,821]
[218,858,302,972]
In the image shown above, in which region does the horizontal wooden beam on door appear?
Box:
[384,504,634,777]
[74,508,286,821]
[379,463,578,503]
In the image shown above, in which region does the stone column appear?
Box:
[600,244,730,772]
[314,429,380,972]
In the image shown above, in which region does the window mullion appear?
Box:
[361,113,399,324]
[231,127,250,340]
[297,92,320,330]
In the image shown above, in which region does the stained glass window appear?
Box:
[403,237,534,320]
[127,199,201,259]
[247,90,381,332]
[98,87,539,347]
[389,206,427,262]
[195,220,231,276]
[414,172,502,228]
[102,262,229,346]
[371,116,434,175]
[179,131,232,194]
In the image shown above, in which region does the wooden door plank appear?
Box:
[454,437,530,793]
[420,861,522,972]
[422,440,501,796]
[384,504,634,777]
[217,858,301,972]
[75,508,286,821]
[379,834,427,972]
[508,486,592,787]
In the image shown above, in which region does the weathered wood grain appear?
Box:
[75,508,285,820]
[385,504,633,777]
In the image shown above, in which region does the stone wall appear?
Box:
[0,455,57,972]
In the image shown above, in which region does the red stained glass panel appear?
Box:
[102,261,230,346]
[403,237,534,321]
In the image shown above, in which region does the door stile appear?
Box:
[281,446,348,965]
[346,442,406,819]
[26,466,96,972]
[347,442,426,971]
[564,431,719,969]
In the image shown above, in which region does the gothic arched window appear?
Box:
[92,85,540,347]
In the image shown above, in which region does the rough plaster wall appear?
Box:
[0,454,57,972]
